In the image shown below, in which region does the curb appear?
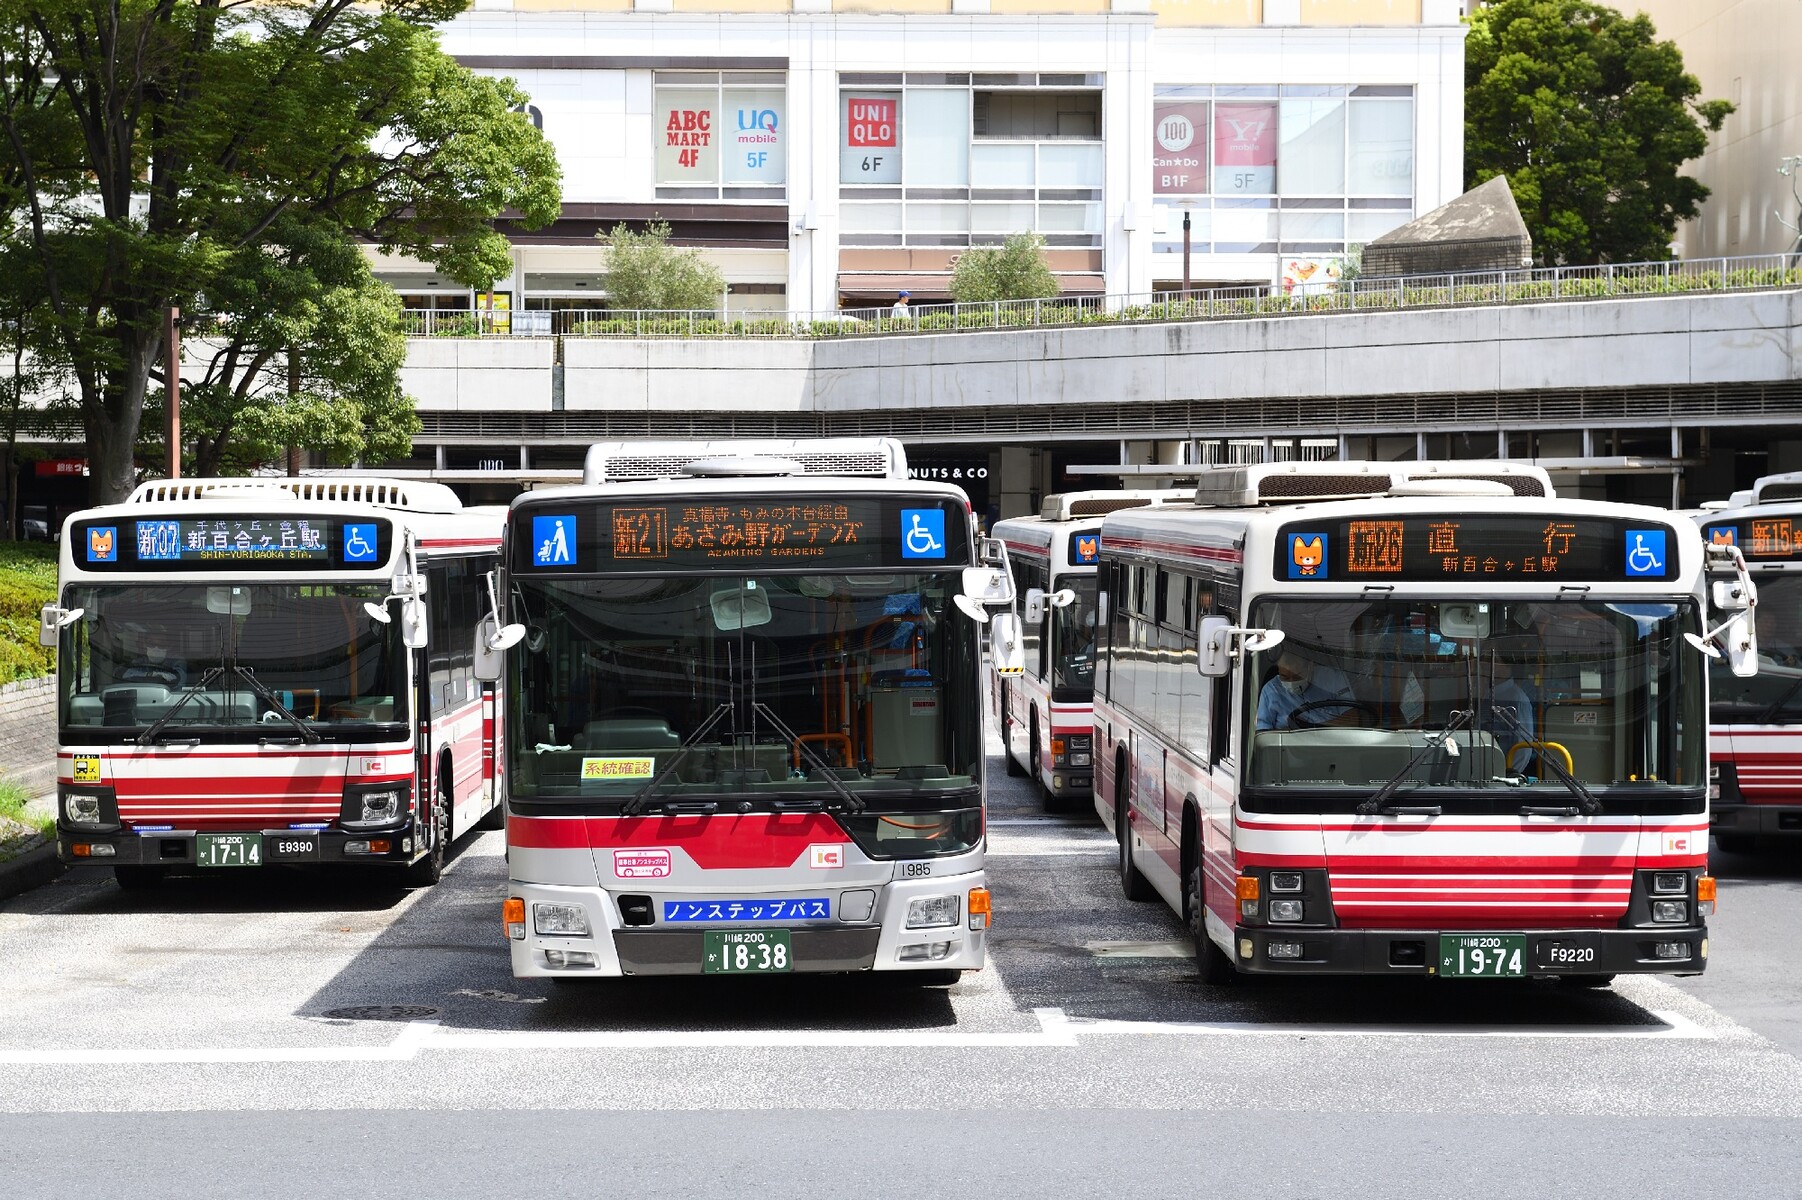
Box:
[0,840,64,904]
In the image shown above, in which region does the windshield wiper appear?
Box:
[1484,702,1603,816]
[136,667,225,745]
[1357,709,1472,816]
[231,666,319,744]
[622,703,733,817]
[751,701,865,815]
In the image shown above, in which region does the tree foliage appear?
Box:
[0,0,561,501]
[600,220,727,312]
[1465,0,1732,265]
[948,232,1060,303]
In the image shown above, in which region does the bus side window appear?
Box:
[1094,562,1114,701]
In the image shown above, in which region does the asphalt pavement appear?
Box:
[1,741,1799,1198]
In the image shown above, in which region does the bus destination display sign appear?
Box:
[1277,515,1678,583]
[1702,518,1797,560]
[75,516,391,572]
[516,497,969,571]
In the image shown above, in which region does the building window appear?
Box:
[1152,83,1416,258]
[654,72,786,201]
[839,72,1104,250]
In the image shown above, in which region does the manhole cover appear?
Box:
[319,1005,440,1022]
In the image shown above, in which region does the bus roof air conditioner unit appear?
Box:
[584,438,910,484]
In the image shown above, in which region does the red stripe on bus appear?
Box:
[509,813,851,869]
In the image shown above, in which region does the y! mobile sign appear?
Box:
[841,93,900,183]
[1153,102,1208,195]
[1213,102,1276,194]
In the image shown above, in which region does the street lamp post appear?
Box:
[165,306,181,480]
[1775,156,1802,262]
[1182,209,1191,298]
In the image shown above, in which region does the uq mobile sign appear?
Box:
[654,89,786,186]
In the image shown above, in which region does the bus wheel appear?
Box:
[1556,974,1616,989]
[113,865,166,890]
[1186,863,1237,986]
[404,778,450,888]
[1002,709,1026,777]
[1117,791,1155,902]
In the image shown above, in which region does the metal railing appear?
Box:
[400,253,1802,340]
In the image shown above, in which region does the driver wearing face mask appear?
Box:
[1256,646,1356,731]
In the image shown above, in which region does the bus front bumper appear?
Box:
[57,825,422,868]
[1711,802,1802,837]
[508,870,990,978]
[1231,924,1709,977]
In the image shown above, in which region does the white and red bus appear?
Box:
[492,439,1019,980]
[1698,473,1802,852]
[45,477,505,888]
[1093,461,1750,986]
[994,490,1180,808]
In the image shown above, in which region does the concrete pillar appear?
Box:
[998,446,1035,520]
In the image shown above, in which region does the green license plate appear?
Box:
[195,832,263,868]
[1439,933,1526,978]
[703,929,792,974]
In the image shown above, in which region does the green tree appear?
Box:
[601,220,727,311]
[0,0,561,504]
[1465,0,1732,265]
[948,232,1060,303]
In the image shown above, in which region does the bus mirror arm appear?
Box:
[39,604,84,648]
[475,569,526,682]
[1198,617,1285,678]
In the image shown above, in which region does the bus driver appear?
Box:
[1257,646,1358,731]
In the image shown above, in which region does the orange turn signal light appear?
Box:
[967,887,992,915]
[1697,876,1716,903]
[71,843,91,857]
[369,839,392,854]
[1235,876,1260,901]
[503,897,526,925]
[1049,738,1066,757]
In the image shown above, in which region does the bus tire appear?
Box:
[403,773,451,888]
[1002,705,1026,777]
[1186,862,1237,986]
[1117,787,1155,903]
[113,864,166,890]
[1556,974,1616,989]
[1030,726,1055,810]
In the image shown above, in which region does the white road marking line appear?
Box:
[0,1003,1715,1064]
[1087,941,1196,959]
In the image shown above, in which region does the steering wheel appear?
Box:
[1289,698,1384,728]
[119,664,181,688]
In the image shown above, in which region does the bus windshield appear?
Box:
[58,583,409,739]
[1050,576,1099,697]
[507,571,984,853]
[1710,574,1802,723]
[1243,597,1704,814]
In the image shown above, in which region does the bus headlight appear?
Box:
[1651,900,1687,923]
[340,782,411,829]
[906,895,960,928]
[534,903,591,937]
[59,787,117,830]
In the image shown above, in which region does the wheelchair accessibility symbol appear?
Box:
[342,523,378,563]
[1624,529,1666,578]
[901,509,946,560]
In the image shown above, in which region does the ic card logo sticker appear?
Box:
[1662,831,1695,857]
[900,508,946,560]
[533,514,576,567]
[342,523,378,563]
[71,755,101,783]
[1624,529,1666,578]
[87,526,117,563]
[614,849,672,879]
[809,844,845,870]
[1287,532,1326,580]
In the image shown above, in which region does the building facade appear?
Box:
[377,0,1467,316]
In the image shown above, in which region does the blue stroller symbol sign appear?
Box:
[900,509,946,559]
[1624,529,1666,577]
[534,515,576,566]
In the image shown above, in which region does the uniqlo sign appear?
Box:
[846,97,897,147]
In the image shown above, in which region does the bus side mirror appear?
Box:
[39,604,83,648]
[1023,588,1046,625]
[475,616,525,682]
[955,566,1012,623]
[990,612,1025,676]
[1198,617,1232,678]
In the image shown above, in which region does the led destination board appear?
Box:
[514,497,970,572]
[1702,519,1799,560]
[75,516,392,572]
[1277,515,1679,583]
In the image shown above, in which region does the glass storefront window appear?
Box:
[842,91,903,185]
[843,202,904,233]
[1278,98,1345,195]
[905,89,970,185]
[1280,211,1345,241]
[1037,202,1101,232]
[654,74,785,197]
[906,201,970,232]
[972,201,1037,234]
[1349,209,1412,242]
[723,87,786,186]
[972,144,1035,188]
[1349,98,1413,195]
[1212,102,1278,195]
[1039,143,1103,188]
